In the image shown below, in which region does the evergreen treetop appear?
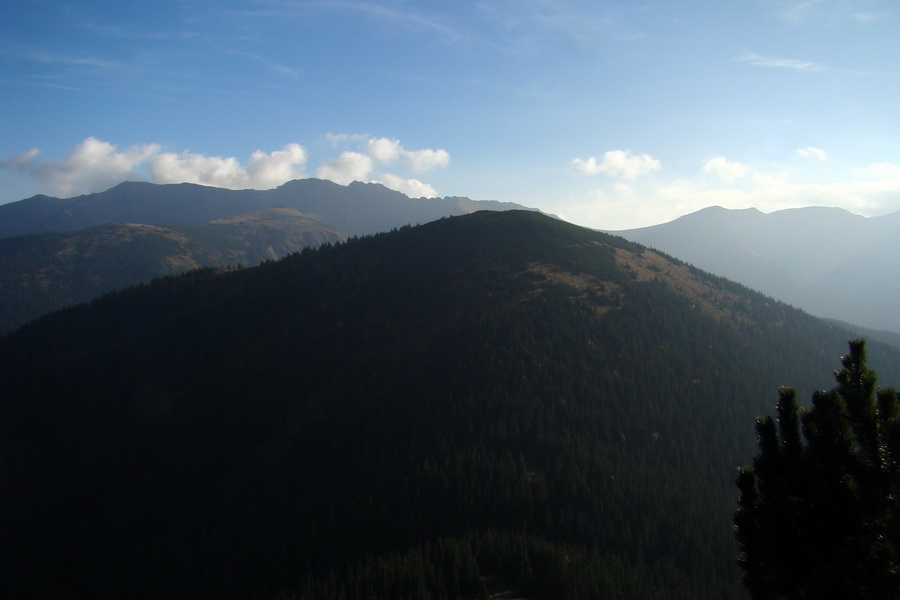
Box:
[735,339,900,599]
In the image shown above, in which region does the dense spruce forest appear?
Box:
[3,210,899,599]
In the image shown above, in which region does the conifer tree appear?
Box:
[735,340,900,599]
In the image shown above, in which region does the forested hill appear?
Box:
[0,208,345,334]
[2,210,899,599]
[0,178,536,239]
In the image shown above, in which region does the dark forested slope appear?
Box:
[2,210,898,599]
[0,208,345,333]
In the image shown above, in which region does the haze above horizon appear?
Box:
[2,0,898,230]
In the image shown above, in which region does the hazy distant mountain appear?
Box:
[0,178,538,239]
[614,206,900,334]
[824,317,900,351]
[0,208,345,333]
[4,210,898,599]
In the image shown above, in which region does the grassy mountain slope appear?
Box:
[0,208,345,333]
[0,178,539,239]
[2,211,898,599]
[615,205,900,334]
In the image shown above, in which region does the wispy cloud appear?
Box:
[0,37,161,95]
[0,39,125,73]
[769,0,893,26]
[77,19,200,43]
[326,133,369,148]
[475,0,636,53]
[322,1,461,39]
[854,10,893,23]
[739,51,827,73]
[797,146,828,161]
[235,0,462,41]
[738,50,880,77]
[774,0,826,24]
[222,49,301,78]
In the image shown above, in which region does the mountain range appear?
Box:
[3,209,898,599]
[0,178,536,239]
[0,179,536,333]
[615,205,900,335]
[4,180,891,342]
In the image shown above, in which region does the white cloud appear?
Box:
[702,156,749,182]
[405,147,450,171]
[149,143,307,189]
[1,137,308,196]
[366,137,402,164]
[316,134,449,191]
[378,173,438,198]
[22,137,159,197]
[2,136,450,200]
[797,146,828,161]
[150,152,245,187]
[314,151,373,185]
[573,150,661,179]
[246,144,308,188]
[328,134,450,172]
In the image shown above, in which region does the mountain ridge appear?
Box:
[0,178,539,332]
[614,205,900,334]
[0,208,345,333]
[0,178,540,239]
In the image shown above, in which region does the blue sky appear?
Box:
[2,0,898,229]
